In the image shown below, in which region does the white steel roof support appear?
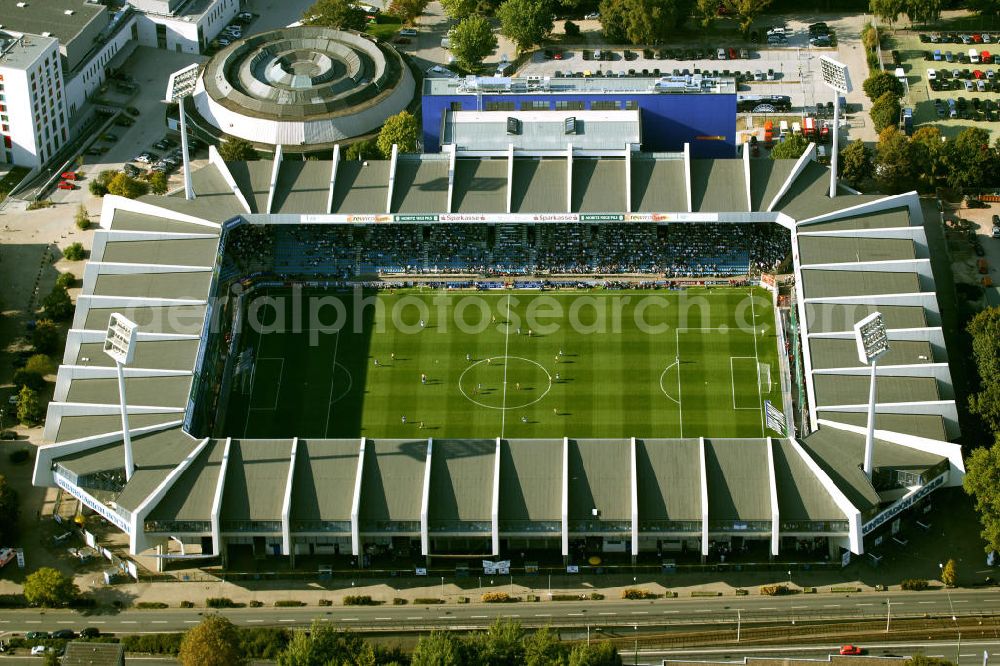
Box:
[327,145,340,214]
[566,144,573,213]
[630,437,639,558]
[420,438,433,556]
[624,144,632,213]
[266,144,283,214]
[699,437,709,557]
[506,143,514,213]
[446,143,456,214]
[210,438,232,557]
[743,142,753,212]
[766,438,780,557]
[684,143,693,213]
[386,144,398,214]
[561,436,569,558]
[281,437,297,556]
[351,438,366,557]
[492,437,501,556]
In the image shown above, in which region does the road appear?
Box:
[0,588,996,635]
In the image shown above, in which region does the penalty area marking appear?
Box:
[658,361,680,405]
[730,356,761,410]
[458,356,553,411]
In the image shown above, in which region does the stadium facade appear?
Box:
[421,75,737,157]
[33,145,964,570]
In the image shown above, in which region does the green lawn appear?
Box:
[223,287,783,440]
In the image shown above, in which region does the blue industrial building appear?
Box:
[422,75,738,158]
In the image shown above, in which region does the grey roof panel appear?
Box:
[749,159,795,211]
[452,159,508,214]
[65,375,192,407]
[636,439,702,523]
[358,439,427,524]
[704,439,771,522]
[801,269,920,299]
[74,339,199,371]
[511,159,566,213]
[816,411,948,441]
[572,159,625,212]
[797,236,916,265]
[772,439,843,522]
[691,159,747,212]
[272,161,333,214]
[632,157,687,212]
[55,413,180,442]
[92,272,211,300]
[809,338,934,370]
[499,439,562,524]
[429,439,495,524]
[227,161,274,215]
[799,206,911,232]
[803,303,926,334]
[777,162,884,219]
[109,209,216,234]
[814,374,940,406]
[330,161,391,214]
[81,305,207,335]
[221,439,294,523]
[392,159,449,213]
[568,439,630,522]
[291,439,360,524]
[178,163,248,219]
[99,239,220,267]
[147,438,225,523]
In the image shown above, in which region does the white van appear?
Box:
[779,120,789,137]
[970,48,981,63]
[791,121,802,135]
[441,37,451,49]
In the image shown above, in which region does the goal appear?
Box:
[758,363,772,394]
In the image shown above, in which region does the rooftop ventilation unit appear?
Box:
[564,116,577,135]
[65,9,74,15]
[506,116,520,135]
[42,32,51,37]
[16,2,27,7]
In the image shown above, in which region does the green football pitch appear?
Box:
[221,287,784,439]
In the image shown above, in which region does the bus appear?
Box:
[736,94,792,112]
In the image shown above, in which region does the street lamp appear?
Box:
[819,55,853,198]
[103,313,137,481]
[855,312,889,479]
[165,63,201,201]
[885,599,891,633]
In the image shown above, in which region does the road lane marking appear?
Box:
[502,615,520,618]
[121,621,137,624]
[790,606,807,609]
[57,621,73,624]
[630,612,648,615]
[375,618,391,621]
[151,621,167,624]
[471,615,488,619]
[280,619,296,623]
[662,611,679,614]
[954,600,969,603]
[535,614,551,617]
[246,620,263,623]
[568,613,585,616]
[823,604,841,608]
[856,603,874,606]
[341,618,358,622]
[407,617,421,620]
[919,601,934,604]
[183,621,198,624]
[759,607,776,610]
[598,612,617,616]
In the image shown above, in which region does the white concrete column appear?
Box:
[446,143,456,214]
[624,144,633,213]
[699,437,709,557]
[630,437,639,559]
[566,143,573,213]
[210,438,232,557]
[420,438,433,557]
[327,145,340,214]
[561,437,569,558]
[281,437,297,556]
[684,143,693,213]
[743,141,753,212]
[351,438,366,557]
[492,437,501,556]
[265,144,283,214]
[386,144,399,214]
[766,143,816,212]
[506,143,514,213]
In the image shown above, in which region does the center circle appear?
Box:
[458,356,553,410]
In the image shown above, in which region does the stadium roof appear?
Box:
[33,147,964,558]
[443,110,641,155]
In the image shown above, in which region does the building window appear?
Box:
[555,101,584,110]
[485,101,515,111]
[624,100,638,110]
[450,102,463,111]
[590,100,620,110]
[520,100,550,110]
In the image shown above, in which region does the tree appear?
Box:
[911,125,946,189]
[411,631,462,666]
[63,242,86,261]
[905,658,955,666]
[149,171,168,195]
[107,173,149,199]
[42,652,60,666]
[870,91,901,133]
[31,319,60,354]
[388,0,428,23]
[564,20,581,37]
[524,626,568,666]
[74,204,89,230]
[303,0,368,30]
[87,170,116,197]
[941,558,957,587]
[946,127,996,191]
[277,622,367,665]
[377,111,420,157]
[16,386,44,425]
[42,285,74,321]
[870,0,905,26]
[179,615,248,666]
[965,441,1000,552]
[218,137,259,162]
[25,354,54,378]
[497,0,553,52]
[862,70,904,102]
[23,567,78,606]
[721,0,772,36]
[693,0,718,28]
[968,306,1000,433]
[839,139,873,189]
[469,619,526,665]
[906,0,941,25]
[600,0,690,44]
[440,0,478,19]
[568,641,623,666]
[966,0,1000,18]
[450,15,498,70]
[0,475,20,544]
[770,133,809,160]
[13,368,46,392]
[346,138,380,161]
[874,126,916,194]
[56,272,76,290]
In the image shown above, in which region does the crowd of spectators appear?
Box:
[220,222,791,280]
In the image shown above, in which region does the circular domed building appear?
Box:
[192,26,415,150]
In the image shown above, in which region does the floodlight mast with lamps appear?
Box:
[165,63,201,201]
[104,313,138,481]
[819,56,852,199]
[854,312,890,479]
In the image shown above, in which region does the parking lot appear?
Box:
[888,28,1000,136]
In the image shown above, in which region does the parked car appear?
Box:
[31,646,48,656]
[79,627,101,638]
[584,11,599,18]
[114,116,134,127]
[25,632,49,640]
[57,181,77,190]
[839,646,863,656]
[126,106,140,116]
[399,28,416,37]
[61,171,79,180]
[51,629,75,639]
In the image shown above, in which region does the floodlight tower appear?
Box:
[819,56,852,198]
[165,63,201,201]
[104,313,138,481]
[854,312,890,480]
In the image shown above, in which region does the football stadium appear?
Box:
[33,143,965,572]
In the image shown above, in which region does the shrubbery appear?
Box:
[413,597,445,604]
[122,633,184,655]
[179,600,194,608]
[343,595,380,606]
[901,578,930,591]
[392,597,407,605]
[205,597,244,608]
[760,584,790,596]
[63,242,86,261]
[621,587,658,600]
[482,591,518,603]
[136,601,169,609]
[274,600,306,607]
